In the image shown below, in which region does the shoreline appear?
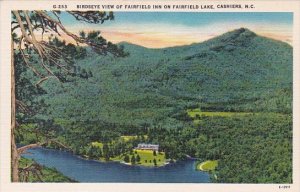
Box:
[118,160,171,168]
[197,162,207,171]
[196,160,218,172]
[77,153,177,168]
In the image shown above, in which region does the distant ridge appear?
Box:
[117,28,290,50]
[43,27,292,123]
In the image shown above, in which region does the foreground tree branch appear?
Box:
[17,143,44,154]
[11,10,127,182]
[17,139,72,155]
[19,162,43,182]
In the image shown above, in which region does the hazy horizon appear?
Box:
[57,12,292,48]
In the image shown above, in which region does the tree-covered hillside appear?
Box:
[17,28,292,183]
[42,28,292,128]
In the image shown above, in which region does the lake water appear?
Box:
[22,147,210,183]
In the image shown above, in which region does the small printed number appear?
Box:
[58,5,67,9]
[53,5,67,9]
[279,185,290,189]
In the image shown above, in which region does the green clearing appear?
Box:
[111,149,166,167]
[196,160,218,171]
[187,109,252,118]
[120,135,137,141]
[90,137,165,167]
[187,109,252,125]
[92,135,148,145]
[91,141,103,148]
[120,135,148,141]
[132,149,166,167]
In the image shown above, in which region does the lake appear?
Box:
[22,147,210,183]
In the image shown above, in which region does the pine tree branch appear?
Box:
[18,36,43,78]
[13,11,60,81]
[16,99,29,113]
[17,139,72,155]
[35,11,123,56]
[17,143,45,154]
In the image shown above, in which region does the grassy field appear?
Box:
[91,138,166,167]
[133,149,166,166]
[120,135,138,141]
[111,150,166,167]
[91,141,103,148]
[120,135,148,141]
[92,135,148,146]
[187,109,252,118]
[196,160,218,171]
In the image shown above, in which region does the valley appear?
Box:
[16,28,293,183]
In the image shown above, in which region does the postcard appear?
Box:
[0,0,299,191]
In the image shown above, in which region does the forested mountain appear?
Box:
[41,28,292,128]
[18,28,292,183]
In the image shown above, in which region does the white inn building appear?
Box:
[136,143,159,152]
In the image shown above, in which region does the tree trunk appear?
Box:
[11,37,19,182]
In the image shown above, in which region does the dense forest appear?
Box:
[16,28,293,183]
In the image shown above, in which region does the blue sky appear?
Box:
[59,12,293,48]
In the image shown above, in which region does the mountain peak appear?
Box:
[205,28,257,52]
[219,27,257,43]
[233,27,255,34]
